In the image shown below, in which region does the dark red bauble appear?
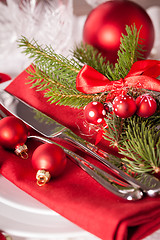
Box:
[112,94,137,118]
[0,73,11,83]
[84,101,106,124]
[83,1,155,63]
[136,94,157,118]
[32,143,67,177]
[0,116,28,149]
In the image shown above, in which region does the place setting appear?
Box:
[0,1,160,240]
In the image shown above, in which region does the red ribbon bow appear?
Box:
[76,60,160,95]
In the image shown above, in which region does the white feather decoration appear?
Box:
[0,0,74,77]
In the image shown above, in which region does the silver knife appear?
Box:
[0,89,159,197]
[0,92,144,200]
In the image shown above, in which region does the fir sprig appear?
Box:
[118,118,160,173]
[18,37,94,108]
[114,24,145,79]
[73,43,113,77]
[103,113,127,147]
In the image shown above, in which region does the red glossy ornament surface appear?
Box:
[32,143,67,177]
[136,94,157,118]
[0,72,11,83]
[84,101,106,124]
[112,94,137,118]
[83,1,155,63]
[0,116,28,149]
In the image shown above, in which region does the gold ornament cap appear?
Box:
[14,144,28,159]
[36,169,51,186]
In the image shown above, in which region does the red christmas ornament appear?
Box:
[0,72,11,83]
[83,1,154,63]
[31,143,67,186]
[112,94,137,118]
[135,94,157,118]
[84,101,106,124]
[0,116,28,158]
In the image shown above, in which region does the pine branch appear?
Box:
[18,36,94,108]
[103,113,127,147]
[113,24,145,79]
[118,118,160,174]
[73,43,114,79]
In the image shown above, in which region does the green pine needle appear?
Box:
[118,118,160,173]
[114,24,145,79]
[103,113,127,147]
[18,37,94,108]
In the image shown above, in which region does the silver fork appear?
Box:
[87,144,160,198]
[28,135,143,201]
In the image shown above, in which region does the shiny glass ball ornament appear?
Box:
[31,143,67,186]
[83,1,155,63]
[0,116,28,158]
[136,94,157,118]
[84,101,106,124]
[112,94,137,118]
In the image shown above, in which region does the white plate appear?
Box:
[0,80,99,240]
[0,176,99,240]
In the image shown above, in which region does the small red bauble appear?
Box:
[0,73,11,83]
[32,143,67,186]
[83,1,154,63]
[0,116,28,157]
[135,94,157,118]
[112,94,137,118]
[84,101,106,124]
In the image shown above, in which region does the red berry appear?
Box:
[112,94,137,118]
[136,94,157,117]
[84,101,106,124]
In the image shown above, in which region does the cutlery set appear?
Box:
[0,89,160,201]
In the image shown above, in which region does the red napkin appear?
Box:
[0,66,160,240]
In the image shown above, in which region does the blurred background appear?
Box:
[0,0,160,78]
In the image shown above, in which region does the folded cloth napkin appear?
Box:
[0,66,160,240]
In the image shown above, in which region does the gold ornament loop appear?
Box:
[19,151,28,159]
[36,169,51,186]
[15,144,28,159]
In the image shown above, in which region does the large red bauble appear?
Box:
[84,101,106,124]
[0,116,28,149]
[135,94,157,118]
[112,94,137,118]
[32,143,67,177]
[83,1,155,63]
